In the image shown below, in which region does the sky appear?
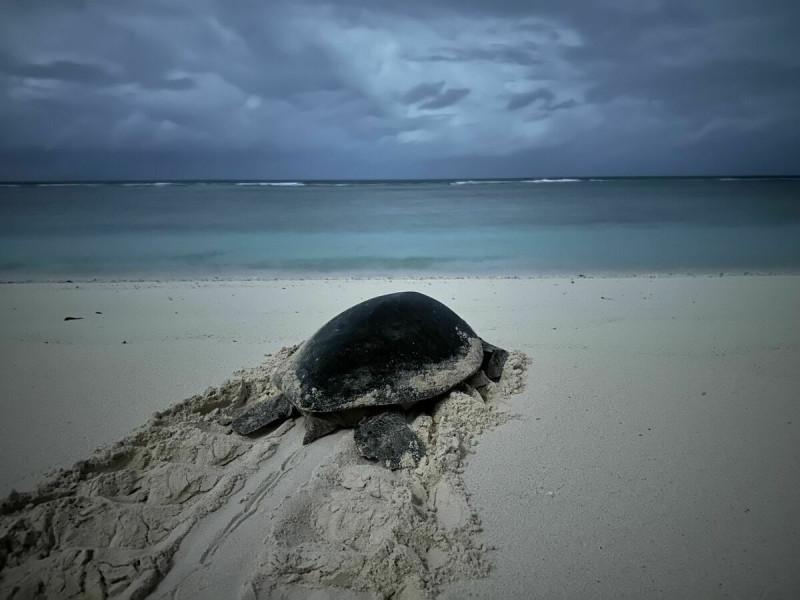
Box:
[1,0,799,180]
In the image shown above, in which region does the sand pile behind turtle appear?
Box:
[0,347,527,600]
[250,350,528,600]
[0,349,297,600]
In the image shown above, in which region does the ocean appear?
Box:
[1,177,799,280]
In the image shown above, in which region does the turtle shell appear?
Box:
[275,291,484,413]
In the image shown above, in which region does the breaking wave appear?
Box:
[522,178,582,183]
[235,182,306,187]
[122,182,182,187]
[450,180,513,186]
[35,183,103,187]
[451,178,583,186]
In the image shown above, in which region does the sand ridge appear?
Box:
[0,347,291,599]
[0,346,528,599]
[254,351,527,599]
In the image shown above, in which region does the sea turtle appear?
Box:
[232,291,508,469]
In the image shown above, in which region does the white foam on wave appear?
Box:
[718,177,798,181]
[450,180,511,186]
[522,178,582,183]
[35,183,103,187]
[235,182,306,187]
[451,179,582,186]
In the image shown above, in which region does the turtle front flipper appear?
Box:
[480,339,509,380]
[353,411,426,470]
[232,393,293,435]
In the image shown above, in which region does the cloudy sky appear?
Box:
[2,0,799,180]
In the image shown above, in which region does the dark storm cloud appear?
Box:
[141,77,197,91]
[507,88,554,111]
[2,60,117,85]
[413,43,541,66]
[402,82,445,105]
[1,0,799,179]
[418,88,471,110]
[550,99,577,112]
[507,89,578,113]
[585,58,800,119]
[0,57,199,92]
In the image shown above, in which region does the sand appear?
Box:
[1,275,800,599]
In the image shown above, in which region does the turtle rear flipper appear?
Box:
[232,393,293,435]
[354,411,426,470]
[481,339,509,380]
[302,414,340,444]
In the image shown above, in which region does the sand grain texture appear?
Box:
[2,276,800,599]
[254,352,527,600]
[0,340,528,600]
[0,349,294,599]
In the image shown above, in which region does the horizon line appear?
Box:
[2,174,800,185]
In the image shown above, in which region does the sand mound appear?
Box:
[0,348,295,600]
[250,351,528,599]
[0,349,527,600]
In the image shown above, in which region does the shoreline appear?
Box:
[3,268,800,285]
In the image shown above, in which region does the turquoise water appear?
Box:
[1,178,799,280]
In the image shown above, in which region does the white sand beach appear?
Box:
[1,275,799,599]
